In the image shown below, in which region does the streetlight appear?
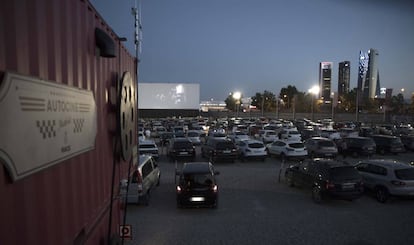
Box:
[308,85,320,122]
[232,91,241,118]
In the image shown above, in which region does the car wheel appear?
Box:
[375,186,389,203]
[312,186,323,203]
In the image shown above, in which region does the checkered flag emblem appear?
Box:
[73,118,85,133]
[36,120,57,139]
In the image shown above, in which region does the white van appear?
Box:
[120,155,160,205]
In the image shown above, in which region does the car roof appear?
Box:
[139,139,157,144]
[308,137,331,141]
[182,162,212,174]
[358,159,413,170]
[307,158,349,168]
[241,139,264,144]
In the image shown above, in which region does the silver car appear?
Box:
[355,159,414,203]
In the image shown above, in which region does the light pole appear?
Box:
[309,85,320,122]
[232,91,241,118]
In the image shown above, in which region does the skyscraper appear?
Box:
[359,48,380,99]
[338,61,350,97]
[319,62,332,102]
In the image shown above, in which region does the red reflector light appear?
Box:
[325,181,335,189]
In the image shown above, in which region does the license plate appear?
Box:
[367,147,373,150]
[342,183,355,189]
[325,153,332,156]
[190,197,205,202]
[223,150,231,153]
[179,152,189,155]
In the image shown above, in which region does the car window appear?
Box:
[289,142,304,148]
[394,168,414,180]
[141,161,153,179]
[319,141,335,147]
[248,142,264,148]
[216,142,234,149]
[182,173,213,187]
[238,141,246,147]
[329,167,360,181]
[367,164,387,176]
[174,141,192,148]
[356,163,369,172]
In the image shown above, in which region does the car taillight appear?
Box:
[391,180,406,186]
[212,185,218,193]
[325,180,335,189]
[176,186,182,193]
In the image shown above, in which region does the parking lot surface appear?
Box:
[124,148,414,245]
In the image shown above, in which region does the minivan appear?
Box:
[371,135,405,155]
[120,155,161,205]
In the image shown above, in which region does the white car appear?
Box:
[139,140,159,159]
[228,131,250,143]
[236,139,268,161]
[266,140,308,160]
[259,130,278,144]
[279,129,302,141]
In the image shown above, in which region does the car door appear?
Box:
[356,162,375,189]
[295,161,310,187]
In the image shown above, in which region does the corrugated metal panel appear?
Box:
[0,0,137,244]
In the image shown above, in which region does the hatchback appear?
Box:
[266,140,307,160]
[138,140,159,159]
[236,139,268,161]
[201,138,239,163]
[355,159,414,203]
[371,135,405,155]
[340,136,376,157]
[167,138,196,161]
[285,159,364,203]
[305,137,338,159]
[176,162,220,208]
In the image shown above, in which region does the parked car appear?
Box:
[167,138,196,161]
[266,140,307,160]
[400,135,414,151]
[258,130,278,144]
[159,132,174,146]
[278,129,302,141]
[201,138,238,163]
[120,155,160,206]
[228,131,250,143]
[355,159,414,203]
[138,140,159,159]
[285,158,364,203]
[236,139,268,161]
[371,135,405,155]
[305,137,338,159]
[175,162,220,208]
[339,136,376,157]
[187,130,202,145]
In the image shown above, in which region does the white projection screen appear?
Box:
[138,83,200,109]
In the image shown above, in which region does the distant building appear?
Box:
[358,49,380,99]
[200,100,227,112]
[338,61,350,97]
[319,62,333,102]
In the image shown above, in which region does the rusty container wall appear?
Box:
[0,0,136,244]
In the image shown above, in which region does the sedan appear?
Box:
[266,140,308,161]
[236,139,268,161]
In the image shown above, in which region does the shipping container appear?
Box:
[0,0,137,244]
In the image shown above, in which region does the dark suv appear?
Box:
[167,138,196,161]
[340,136,376,157]
[285,158,364,203]
[371,135,405,155]
[176,162,220,208]
[201,138,238,163]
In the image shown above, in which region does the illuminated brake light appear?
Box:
[391,180,406,186]
[212,185,218,193]
[176,186,182,193]
[325,181,335,189]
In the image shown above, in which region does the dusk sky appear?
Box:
[91,0,414,101]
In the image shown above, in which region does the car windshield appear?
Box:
[174,141,192,148]
[395,168,414,180]
[319,141,335,147]
[187,132,199,137]
[289,131,300,135]
[183,174,213,187]
[329,167,360,181]
[288,142,305,148]
[248,142,264,148]
[140,144,156,149]
[216,142,234,150]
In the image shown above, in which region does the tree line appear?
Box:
[225,85,414,115]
